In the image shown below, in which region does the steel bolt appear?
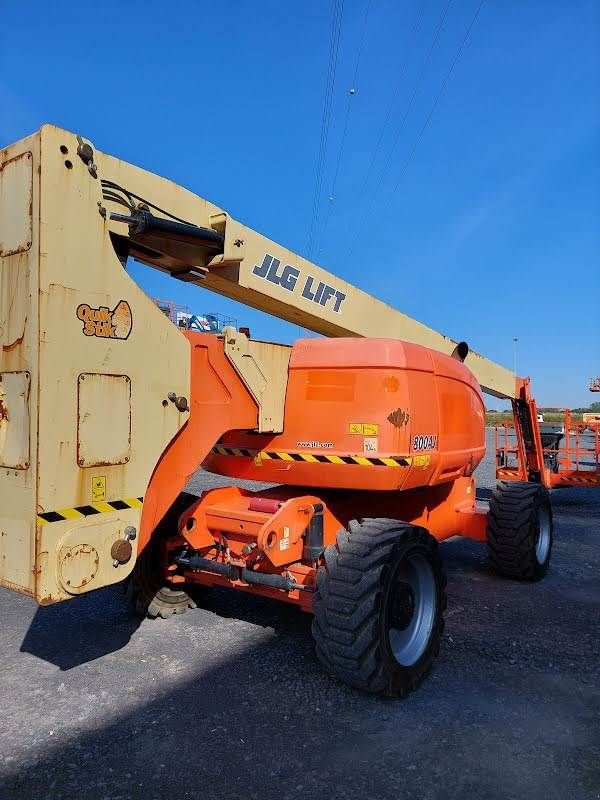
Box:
[124,526,137,541]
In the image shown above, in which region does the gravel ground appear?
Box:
[1,431,599,800]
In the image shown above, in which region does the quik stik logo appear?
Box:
[252,254,347,313]
[76,300,133,339]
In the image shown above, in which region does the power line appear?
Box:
[346,0,453,261]
[343,1,427,231]
[385,0,486,203]
[306,0,345,258]
[317,0,373,253]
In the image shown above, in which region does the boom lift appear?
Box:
[0,125,559,696]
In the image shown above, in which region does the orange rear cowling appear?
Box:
[204,338,485,491]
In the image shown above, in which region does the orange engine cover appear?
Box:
[204,338,486,491]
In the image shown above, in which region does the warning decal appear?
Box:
[349,423,379,435]
[92,476,107,502]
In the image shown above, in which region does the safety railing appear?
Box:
[495,409,600,488]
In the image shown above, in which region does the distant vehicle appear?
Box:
[537,413,544,423]
[153,299,236,335]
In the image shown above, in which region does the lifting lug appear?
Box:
[167,392,189,412]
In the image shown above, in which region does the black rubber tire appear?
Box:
[312,519,446,698]
[127,491,204,619]
[127,535,198,619]
[487,480,553,581]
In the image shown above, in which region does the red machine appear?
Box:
[133,333,553,698]
[207,338,486,491]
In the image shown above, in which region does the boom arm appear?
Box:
[94,132,515,399]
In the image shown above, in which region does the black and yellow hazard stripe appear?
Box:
[557,476,600,484]
[498,470,599,486]
[211,445,412,468]
[37,497,143,525]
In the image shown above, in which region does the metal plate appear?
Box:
[0,152,33,257]
[77,373,131,467]
[0,371,30,469]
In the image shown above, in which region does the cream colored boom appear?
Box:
[202,254,515,399]
[92,131,515,399]
[87,125,514,398]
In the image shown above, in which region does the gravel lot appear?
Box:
[1,431,599,800]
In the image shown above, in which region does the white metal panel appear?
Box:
[0,152,32,257]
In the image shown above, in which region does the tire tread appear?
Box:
[486,480,552,581]
[312,518,446,697]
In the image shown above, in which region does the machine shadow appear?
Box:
[198,585,312,632]
[19,585,143,670]
[18,582,313,674]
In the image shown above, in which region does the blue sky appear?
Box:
[2,0,598,407]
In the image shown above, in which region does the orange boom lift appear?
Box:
[1,125,591,697]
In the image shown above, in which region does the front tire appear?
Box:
[312,519,446,698]
[487,481,553,581]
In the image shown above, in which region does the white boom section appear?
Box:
[89,126,515,399]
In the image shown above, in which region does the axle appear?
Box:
[165,477,487,610]
[176,551,314,593]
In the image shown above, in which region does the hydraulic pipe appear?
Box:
[176,553,313,592]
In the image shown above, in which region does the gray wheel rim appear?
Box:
[388,554,436,667]
[535,505,551,564]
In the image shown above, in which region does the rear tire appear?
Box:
[127,536,198,619]
[487,481,553,581]
[312,519,446,698]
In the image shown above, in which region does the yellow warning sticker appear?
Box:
[349,423,379,435]
[413,455,431,468]
[92,476,106,502]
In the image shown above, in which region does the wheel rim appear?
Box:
[387,553,436,667]
[535,505,551,564]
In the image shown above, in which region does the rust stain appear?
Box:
[39,595,58,606]
[0,576,34,597]
[388,408,410,428]
[82,459,121,468]
[2,327,25,352]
